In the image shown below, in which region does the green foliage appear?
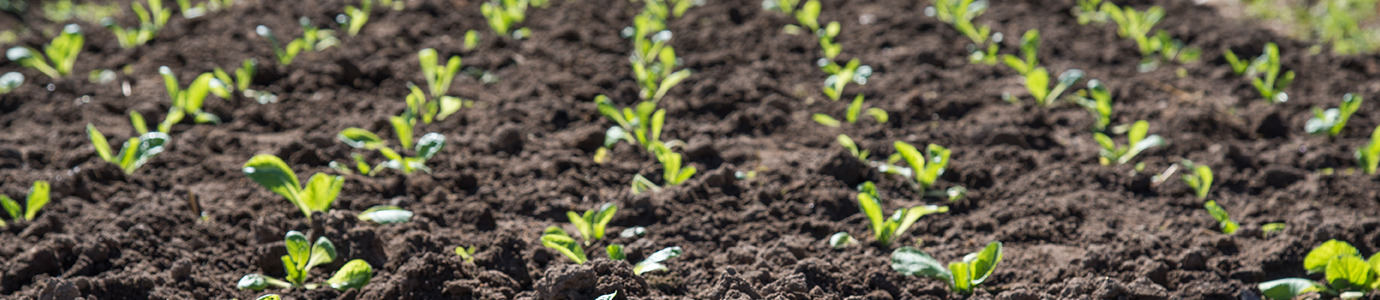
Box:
[1073,79,1113,132]
[1180,160,1212,200]
[892,241,1003,294]
[1249,43,1295,103]
[0,180,51,228]
[540,226,588,264]
[356,205,413,224]
[829,232,859,248]
[255,18,339,66]
[1203,200,1239,234]
[464,30,480,50]
[0,72,23,94]
[565,202,618,244]
[1356,125,1380,174]
[1072,0,1107,25]
[340,0,371,36]
[413,48,467,123]
[159,66,225,126]
[1023,68,1083,106]
[175,0,233,18]
[1259,240,1380,299]
[1092,120,1164,165]
[595,291,618,300]
[1239,0,1380,55]
[651,143,697,186]
[1102,3,1162,55]
[481,0,531,38]
[6,24,83,79]
[1001,29,1040,76]
[632,246,683,275]
[238,231,373,291]
[337,124,446,175]
[86,123,170,174]
[211,58,258,100]
[103,0,169,48]
[1307,93,1363,137]
[1151,29,1201,63]
[242,154,343,220]
[837,134,869,160]
[455,245,478,263]
[763,0,800,14]
[856,181,949,246]
[893,141,951,191]
[820,59,872,101]
[931,0,991,45]
[325,259,373,290]
[794,0,820,32]
[593,95,695,187]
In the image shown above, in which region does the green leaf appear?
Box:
[390,115,414,150]
[183,73,215,112]
[242,154,305,217]
[0,195,20,220]
[652,69,691,102]
[123,132,170,174]
[415,132,446,161]
[812,114,840,127]
[856,191,885,243]
[299,173,342,213]
[1025,67,1050,104]
[1203,200,1237,234]
[846,94,864,123]
[594,291,618,300]
[891,247,952,280]
[1326,255,1375,290]
[159,107,185,133]
[1119,134,1163,165]
[238,274,269,291]
[306,236,338,271]
[567,210,593,241]
[540,226,588,264]
[256,294,282,300]
[338,128,384,149]
[829,232,857,249]
[965,241,1003,284]
[642,246,682,264]
[437,96,464,121]
[129,111,148,135]
[23,181,49,221]
[592,202,617,240]
[894,141,924,183]
[358,205,414,224]
[892,205,948,246]
[159,66,181,103]
[1305,240,1360,273]
[865,108,889,123]
[949,261,973,294]
[606,244,626,260]
[86,123,113,162]
[1262,223,1286,235]
[284,231,311,273]
[327,259,373,290]
[1193,165,1212,199]
[1258,278,1323,300]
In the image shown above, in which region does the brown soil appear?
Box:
[3,0,1380,299]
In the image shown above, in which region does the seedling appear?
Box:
[1262,223,1287,236]
[629,36,692,102]
[821,58,872,101]
[838,134,869,160]
[7,24,83,79]
[255,18,339,66]
[1222,49,1264,76]
[1073,79,1112,132]
[856,181,949,246]
[237,231,373,290]
[357,205,413,224]
[930,0,991,45]
[413,48,466,123]
[463,30,480,50]
[1180,160,1212,200]
[794,0,820,32]
[1022,68,1084,106]
[159,66,223,126]
[481,0,532,38]
[455,246,477,263]
[607,245,684,275]
[893,141,951,192]
[891,241,1004,294]
[104,0,170,48]
[541,226,588,264]
[87,123,170,174]
[596,292,618,300]
[1203,200,1238,234]
[339,0,372,36]
[1150,30,1201,63]
[565,202,617,245]
[1001,29,1039,76]
[630,174,661,195]
[1250,43,1294,103]
[1102,3,1162,56]
[242,154,344,220]
[764,0,800,14]
[210,58,259,100]
[1356,125,1380,174]
[337,125,446,175]
[1257,240,1380,299]
[0,72,21,94]
[1093,120,1164,165]
[176,0,233,18]
[829,232,858,249]
[0,181,50,228]
[1307,93,1362,137]
[818,21,842,60]
[595,96,663,149]
[651,143,696,186]
[1072,0,1107,24]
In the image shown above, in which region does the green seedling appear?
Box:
[1257,240,1380,299]
[210,58,258,100]
[541,226,588,264]
[856,181,949,246]
[1093,120,1164,165]
[821,58,872,101]
[455,246,478,263]
[87,122,170,174]
[1222,49,1255,76]
[1356,125,1380,174]
[1073,0,1106,24]
[159,66,222,127]
[829,232,859,248]
[838,134,869,160]
[1001,29,1039,76]
[104,0,170,49]
[413,48,466,123]
[237,231,373,290]
[1073,79,1113,132]
[337,126,446,175]
[1251,43,1294,103]
[892,241,1004,294]
[242,154,344,220]
[1022,68,1083,106]
[608,245,683,275]
[251,294,281,300]
[629,37,692,102]
[1262,223,1287,236]
[565,202,618,245]
[7,24,83,79]
[339,0,372,36]
[813,94,888,127]
[464,30,480,50]
[1203,200,1239,234]
[175,0,232,18]
[818,21,842,60]
[1180,160,1212,200]
[765,0,800,14]
[931,0,991,45]
[1307,93,1362,137]
[357,205,412,224]
[0,72,22,94]
[1150,30,1201,63]
[255,18,339,66]
[651,143,697,186]
[969,37,1001,65]
[596,292,618,300]
[794,0,820,32]
[1102,3,1162,56]
[595,96,664,149]
[481,0,531,38]
[893,141,951,192]
[630,174,661,195]
[0,181,51,228]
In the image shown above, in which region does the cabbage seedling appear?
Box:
[87,123,170,174]
[892,241,1003,294]
[242,154,344,220]
[1180,160,1212,200]
[821,58,872,101]
[237,231,374,290]
[566,202,617,245]
[1250,43,1294,103]
[1093,120,1163,165]
[608,245,684,275]
[1356,125,1380,174]
[1307,93,1362,137]
[0,181,50,228]
[893,141,950,192]
[1073,79,1112,132]
[159,66,222,126]
[0,72,21,94]
[1257,240,1380,299]
[856,181,948,246]
[337,126,445,175]
[541,226,588,264]
[340,0,372,36]
[1001,29,1039,76]
[7,24,83,79]
[1023,68,1083,106]
[481,0,532,38]
[1202,200,1238,234]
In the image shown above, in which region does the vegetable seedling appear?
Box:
[1102,3,1162,56]
[892,241,1004,294]
[175,0,233,18]
[541,226,588,264]
[893,141,951,192]
[817,21,842,60]
[210,58,259,100]
[464,30,480,50]
[1023,68,1084,106]
[843,94,889,125]
[821,58,872,101]
[1001,29,1040,76]
[0,181,51,228]
[565,202,617,245]
[856,181,949,246]
[159,66,224,127]
[764,0,800,14]
[357,205,412,224]
[237,231,374,291]
[455,246,478,263]
[87,122,170,174]
[1306,93,1362,137]
[930,0,991,45]
[1073,79,1113,132]
[1151,30,1201,63]
[1222,48,1265,76]
[1203,200,1238,234]
[7,24,83,79]
[630,174,661,195]
[242,154,344,220]
[1072,0,1107,25]
[104,0,171,48]
[794,0,820,32]
[1093,120,1164,165]
[595,96,663,149]
[1250,43,1294,103]
[1356,125,1380,174]
[412,48,466,123]
[837,134,869,160]
[255,18,339,66]
[1257,240,1380,299]
[339,0,372,36]
[651,143,697,186]
[607,245,684,275]
[1180,160,1212,200]
[0,72,22,94]
[337,126,446,175]
[481,0,532,38]
[829,232,859,249]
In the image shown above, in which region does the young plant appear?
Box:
[1180,160,1212,200]
[242,154,344,220]
[1022,68,1084,106]
[893,141,951,192]
[1102,3,1162,56]
[175,0,233,18]
[829,232,859,248]
[1072,0,1107,24]
[1150,30,1201,63]
[455,246,478,263]
[794,0,820,32]
[481,0,531,38]
[595,96,663,149]
[1250,43,1294,103]
[356,205,413,224]
[813,94,888,127]
[1356,125,1380,174]
[930,0,991,45]
[1073,79,1113,132]
[837,134,869,160]
[103,0,171,48]
[541,226,588,264]
[6,24,83,79]
[0,72,22,94]
[821,58,873,101]
[765,0,800,14]
[629,36,692,102]
[892,241,1003,294]
[210,58,258,100]
[337,126,446,175]
[255,18,339,66]
[1001,29,1039,76]
[1203,200,1239,234]
[565,202,617,245]
[463,30,480,50]
[856,181,949,246]
[339,0,372,36]
[607,245,684,275]
[650,143,696,186]
[1306,93,1362,137]
[87,122,171,174]
[159,66,224,126]
[411,48,466,123]
[1092,120,1164,165]
[817,21,842,61]
[1222,49,1262,76]
[1257,240,1380,300]
[0,181,51,228]
[237,231,374,291]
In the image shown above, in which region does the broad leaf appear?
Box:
[284,231,311,272]
[856,192,885,241]
[593,202,617,240]
[966,241,1003,284]
[606,244,626,261]
[415,132,445,161]
[567,211,593,241]
[357,205,413,224]
[299,173,342,213]
[1326,255,1374,290]
[125,132,171,174]
[237,274,269,291]
[338,127,384,149]
[1305,240,1359,273]
[86,123,113,162]
[643,246,682,264]
[327,259,373,290]
[949,261,973,294]
[1258,278,1323,300]
[242,154,304,215]
[891,247,951,280]
[892,205,948,245]
[0,195,19,220]
[541,227,588,264]
[306,236,338,271]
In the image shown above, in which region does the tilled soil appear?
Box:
[2,0,1380,299]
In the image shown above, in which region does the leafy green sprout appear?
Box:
[630,174,662,195]
[1021,68,1083,106]
[176,0,234,18]
[455,246,478,263]
[892,241,1004,294]
[414,48,467,123]
[650,143,697,186]
[6,24,83,79]
[838,134,869,160]
[1180,160,1212,200]
[893,141,951,192]
[856,181,949,246]
[1001,29,1040,76]
[608,245,684,275]
[1203,200,1238,234]
[159,66,222,126]
[929,0,991,45]
[566,202,618,245]
[1093,120,1164,165]
[481,0,532,38]
[595,291,618,300]
[817,21,842,60]
[1262,222,1287,236]
[793,0,820,31]
[1072,0,1107,25]
[464,30,480,50]
[829,232,859,249]
[357,205,413,224]
[255,19,339,66]
[1307,93,1362,137]
[596,96,664,149]
[1102,3,1163,56]
[0,72,22,94]
[237,231,374,291]
[337,127,446,175]
[811,94,888,127]
[820,58,872,101]
[1355,125,1380,174]
[242,154,344,220]
[1257,240,1380,300]
[1150,30,1201,63]
[763,0,800,14]
[1073,79,1112,132]
[1250,43,1295,103]
[104,0,171,48]
[541,226,588,264]
[210,58,258,100]
[86,122,170,174]
[628,32,692,102]
[338,0,372,36]
[0,181,51,228]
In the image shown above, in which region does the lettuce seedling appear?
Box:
[838,134,869,161]
[1180,160,1212,199]
[1093,120,1163,165]
[481,0,531,38]
[159,66,224,126]
[0,72,21,94]
[412,49,467,123]
[7,24,83,79]
[0,181,50,228]
[821,58,872,101]
[1203,200,1238,234]
[1250,43,1294,103]
[1307,93,1362,137]
[608,245,684,275]
[596,96,663,149]
[1023,68,1083,106]
[893,141,951,192]
[242,154,343,220]
[565,202,617,245]
[1257,240,1380,299]
[1357,125,1380,174]
[337,126,445,175]
[856,181,949,246]
[814,94,887,127]
[541,226,588,264]
[255,19,339,66]
[87,123,170,174]
[892,241,1003,294]
[238,231,374,290]
[1001,29,1039,76]
[1073,79,1112,132]
[340,0,372,36]
[357,205,412,224]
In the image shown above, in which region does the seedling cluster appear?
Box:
[855,181,949,246]
[243,154,343,220]
[1224,43,1294,103]
[1093,120,1163,166]
[1306,93,1362,137]
[1258,240,1380,299]
[237,231,373,291]
[7,24,83,79]
[892,241,1004,294]
[256,18,340,66]
[0,181,51,228]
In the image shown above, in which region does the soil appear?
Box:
[2,0,1380,299]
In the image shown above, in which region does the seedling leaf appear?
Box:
[891,247,951,279]
[966,241,1002,284]
[326,259,373,290]
[358,205,413,224]
[338,128,384,149]
[1305,240,1360,273]
[23,181,49,221]
[1258,278,1324,300]
[540,226,588,264]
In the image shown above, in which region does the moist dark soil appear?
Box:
[3,0,1380,299]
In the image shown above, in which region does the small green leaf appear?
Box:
[284,231,311,271]
[891,247,952,280]
[358,205,413,224]
[1203,200,1237,234]
[846,94,864,123]
[338,128,384,149]
[306,236,338,271]
[606,244,626,260]
[415,132,445,161]
[865,108,889,123]
[86,123,113,162]
[643,246,682,264]
[256,294,282,300]
[390,115,414,150]
[812,114,840,127]
[892,205,948,245]
[1305,240,1360,273]
[22,181,49,221]
[237,274,269,291]
[299,173,342,213]
[129,111,148,135]
[1326,255,1374,290]
[242,154,305,217]
[0,195,20,220]
[592,202,617,240]
[541,226,588,264]
[327,259,373,290]
[1258,278,1323,300]
[594,291,618,300]
[856,191,885,243]
[1025,67,1050,103]
[829,232,857,248]
[949,261,973,294]
[966,241,1003,284]
[567,211,592,241]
